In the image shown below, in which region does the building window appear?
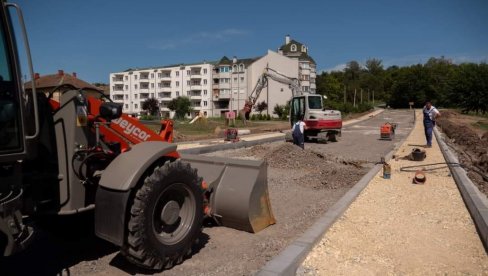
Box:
[233,65,238,72]
[125,85,128,90]
[291,44,297,52]
[203,101,208,106]
[203,79,207,85]
[124,76,128,80]
[135,75,138,80]
[135,104,138,109]
[187,81,190,86]
[125,104,128,108]
[151,83,154,88]
[125,94,128,99]
[203,69,207,74]
[187,91,190,96]
[157,73,162,78]
[240,77,244,82]
[176,71,180,77]
[301,45,306,52]
[204,111,207,116]
[203,90,207,95]
[187,70,191,75]
[219,66,230,73]
[135,94,138,99]
[234,77,237,82]
[176,81,179,87]
[176,92,179,97]
[239,64,244,72]
[135,84,138,89]
[151,73,154,79]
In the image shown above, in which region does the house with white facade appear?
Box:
[278,35,317,93]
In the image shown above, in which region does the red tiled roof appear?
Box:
[25,72,102,92]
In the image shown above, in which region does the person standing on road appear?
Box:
[292,115,306,149]
[423,100,440,148]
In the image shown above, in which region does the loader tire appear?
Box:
[123,160,204,270]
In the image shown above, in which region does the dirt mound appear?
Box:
[263,143,367,190]
[263,143,331,170]
[437,115,488,196]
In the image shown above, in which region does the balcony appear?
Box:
[112,95,124,101]
[140,93,150,100]
[190,92,202,100]
[218,91,231,99]
[158,92,172,98]
[310,72,316,78]
[112,75,124,82]
[190,84,202,90]
[159,87,171,92]
[213,101,229,109]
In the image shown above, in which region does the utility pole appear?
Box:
[360,88,363,104]
[344,85,346,104]
[354,88,357,107]
[373,90,375,106]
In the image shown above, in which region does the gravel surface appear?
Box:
[300,110,488,275]
[0,109,413,276]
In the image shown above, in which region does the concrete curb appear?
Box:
[179,134,285,155]
[434,128,488,249]
[257,109,416,276]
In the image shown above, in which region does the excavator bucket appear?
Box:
[180,154,276,233]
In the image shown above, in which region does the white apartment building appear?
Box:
[110,62,214,118]
[110,35,315,118]
[278,35,317,93]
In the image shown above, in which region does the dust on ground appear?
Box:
[437,110,488,196]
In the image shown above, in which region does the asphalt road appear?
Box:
[0,109,414,276]
[308,108,416,163]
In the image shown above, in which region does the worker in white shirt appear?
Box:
[292,114,307,149]
[422,100,441,148]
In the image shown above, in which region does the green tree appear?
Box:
[141,98,160,116]
[255,101,268,114]
[167,96,192,119]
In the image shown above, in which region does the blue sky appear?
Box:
[14,0,488,83]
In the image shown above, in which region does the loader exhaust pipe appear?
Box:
[180,154,275,233]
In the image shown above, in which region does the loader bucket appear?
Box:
[180,154,276,233]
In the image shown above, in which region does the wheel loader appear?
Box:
[0,1,274,270]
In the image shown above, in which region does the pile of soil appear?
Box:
[437,114,488,196]
[261,143,367,190]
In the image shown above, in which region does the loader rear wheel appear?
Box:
[123,160,204,270]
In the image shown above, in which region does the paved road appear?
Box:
[308,109,415,164]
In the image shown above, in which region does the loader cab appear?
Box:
[0,3,27,163]
[289,94,323,125]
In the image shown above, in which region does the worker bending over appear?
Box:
[292,115,307,149]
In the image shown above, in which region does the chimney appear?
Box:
[285,34,290,44]
[58,70,64,76]
[72,72,77,78]
[34,73,40,79]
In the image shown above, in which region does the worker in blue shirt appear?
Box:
[292,114,307,149]
[423,100,441,148]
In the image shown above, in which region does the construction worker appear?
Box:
[292,114,307,149]
[423,100,440,148]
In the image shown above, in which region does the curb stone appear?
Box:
[434,128,488,249]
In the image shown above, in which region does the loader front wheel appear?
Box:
[123,160,203,270]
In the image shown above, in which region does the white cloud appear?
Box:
[149,29,250,50]
[322,63,347,73]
